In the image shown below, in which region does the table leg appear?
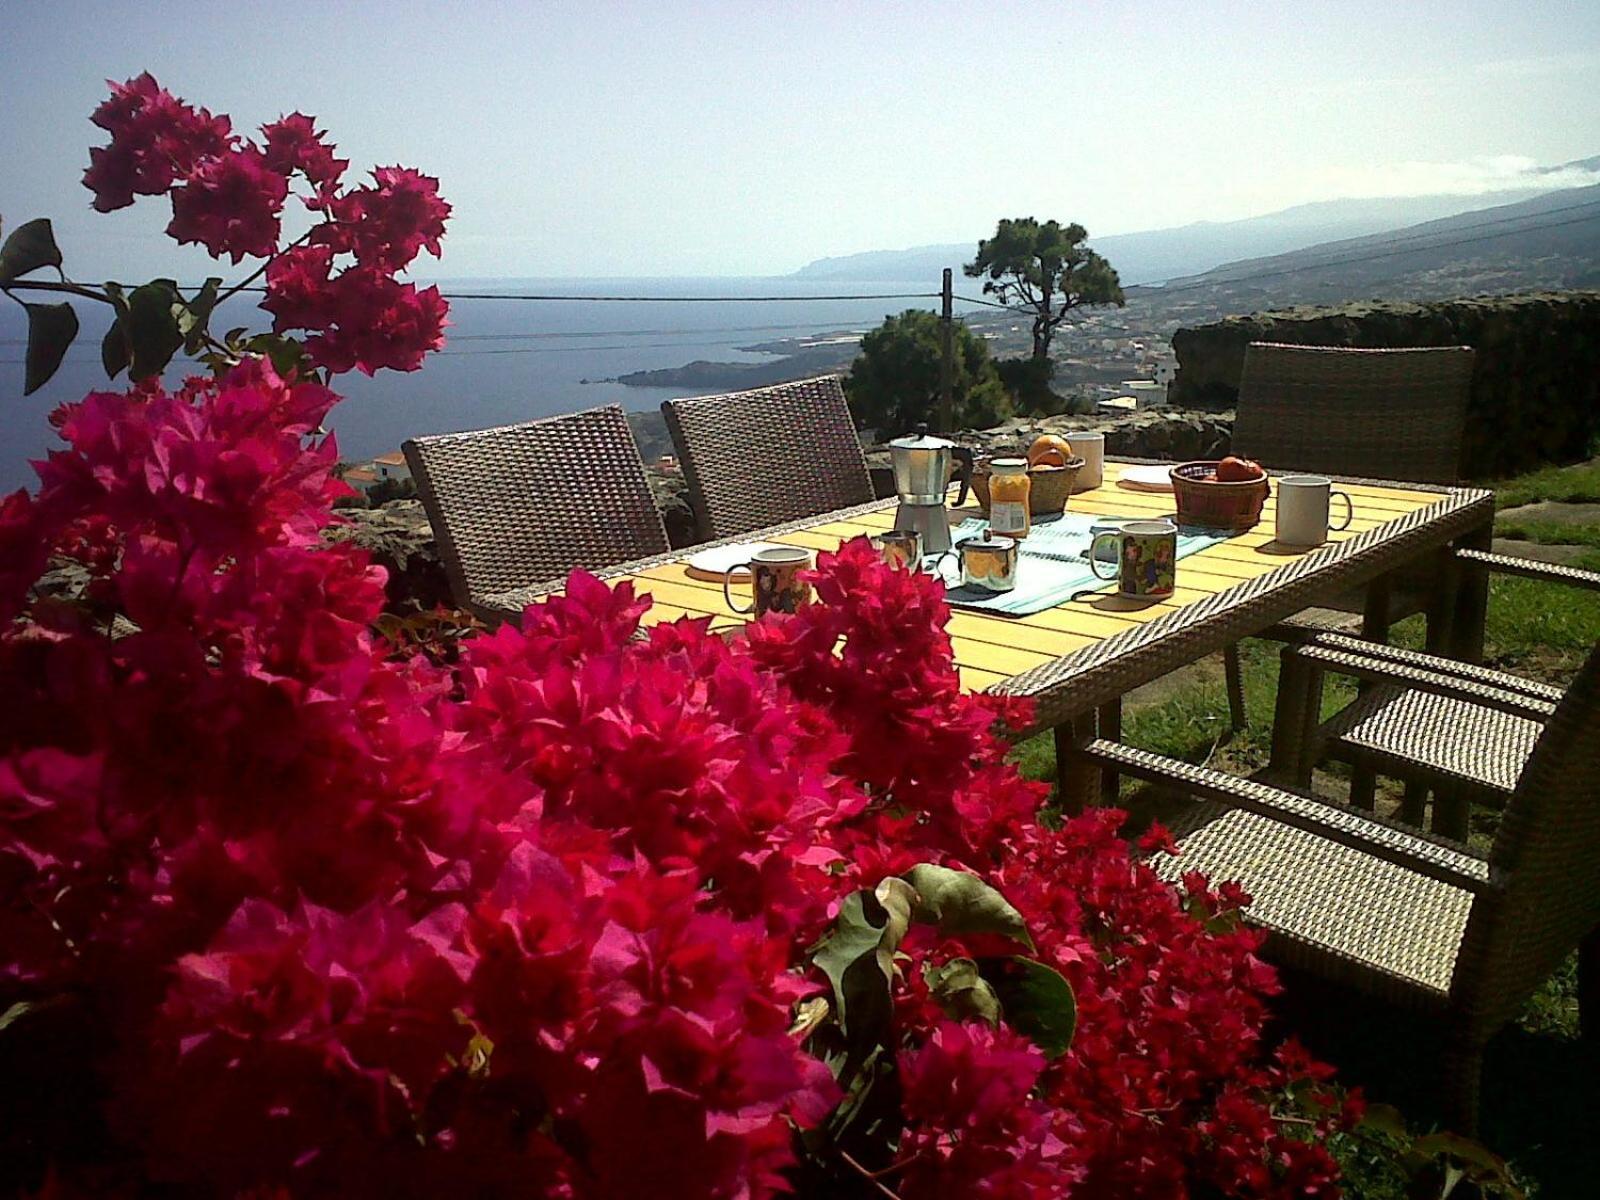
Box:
[1055,714,1101,816]
[1097,700,1122,805]
[1268,646,1311,783]
[1361,572,1393,644]
[1449,519,1493,664]
[1425,546,1457,655]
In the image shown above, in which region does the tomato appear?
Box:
[1215,456,1264,482]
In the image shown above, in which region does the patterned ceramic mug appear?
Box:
[723,546,813,616]
[1090,519,1177,598]
[936,536,1019,593]
[870,529,922,570]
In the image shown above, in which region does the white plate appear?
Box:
[685,541,789,581]
[1116,464,1176,492]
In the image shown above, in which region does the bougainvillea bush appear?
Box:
[0,360,1357,1197]
[1,76,1358,1200]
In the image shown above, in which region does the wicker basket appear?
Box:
[1170,460,1270,532]
[972,457,1084,517]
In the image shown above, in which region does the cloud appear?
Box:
[1306,156,1600,199]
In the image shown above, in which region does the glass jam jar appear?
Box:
[987,457,1031,538]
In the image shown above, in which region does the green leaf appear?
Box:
[241,332,314,380]
[179,276,223,354]
[0,1000,37,1032]
[102,317,129,379]
[923,957,1001,1025]
[810,891,892,1037]
[980,956,1076,1057]
[125,280,183,381]
[0,995,67,1032]
[902,863,1034,949]
[1358,1102,1409,1140]
[0,218,63,285]
[23,301,78,395]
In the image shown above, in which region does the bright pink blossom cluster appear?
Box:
[0,364,1353,1197]
[83,74,448,375]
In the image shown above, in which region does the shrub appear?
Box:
[0,360,1356,1198]
[845,309,1012,436]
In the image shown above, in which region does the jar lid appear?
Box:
[990,457,1027,474]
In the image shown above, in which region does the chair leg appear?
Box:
[1223,642,1247,732]
[1434,786,1470,841]
[1580,925,1600,1044]
[1295,663,1327,787]
[1440,1031,1485,1137]
[1268,647,1310,783]
[1350,764,1378,811]
[1400,780,1429,827]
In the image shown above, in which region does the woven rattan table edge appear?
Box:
[995,483,1493,733]
[476,462,1491,734]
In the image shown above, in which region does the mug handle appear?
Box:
[1089,533,1119,579]
[723,563,756,614]
[931,546,961,583]
[1330,490,1354,531]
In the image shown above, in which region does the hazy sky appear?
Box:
[3,0,1598,280]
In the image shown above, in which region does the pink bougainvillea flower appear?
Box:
[260,112,348,192]
[303,269,449,375]
[82,72,235,211]
[314,166,451,270]
[167,145,290,262]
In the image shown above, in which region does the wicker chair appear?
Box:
[661,375,874,541]
[403,405,669,623]
[1070,636,1600,1135]
[1269,550,1600,840]
[1221,343,1476,734]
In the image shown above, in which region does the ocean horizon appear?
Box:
[0,274,987,491]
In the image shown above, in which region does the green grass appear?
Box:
[1487,456,1600,509]
[1493,517,1600,549]
[1007,461,1600,1197]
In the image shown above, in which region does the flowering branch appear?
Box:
[1,73,450,396]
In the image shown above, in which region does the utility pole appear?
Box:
[937,268,953,433]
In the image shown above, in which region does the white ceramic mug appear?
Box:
[1065,431,1104,491]
[1275,475,1354,547]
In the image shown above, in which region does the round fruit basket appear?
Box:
[1170,460,1270,532]
[971,457,1084,517]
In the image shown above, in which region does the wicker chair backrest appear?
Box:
[662,375,874,541]
[1458,641,1600,1034]
[1233,343,1475,484]
[403,405,669,611]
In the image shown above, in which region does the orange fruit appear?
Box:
[1027,434,1073,468]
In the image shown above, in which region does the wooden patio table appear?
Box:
[538,460,1495,804]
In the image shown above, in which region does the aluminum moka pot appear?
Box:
[888,424,972,506]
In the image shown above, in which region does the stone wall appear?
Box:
[1168,291,1600,478]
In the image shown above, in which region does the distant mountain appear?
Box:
[1151,182,1600,304]
[792,156,1600,286]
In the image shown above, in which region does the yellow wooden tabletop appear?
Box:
[606,462,1448,694]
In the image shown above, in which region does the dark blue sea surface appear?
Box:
[0,276,975,491]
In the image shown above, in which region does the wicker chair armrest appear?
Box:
[1287,631,1565,707]
[1284,639,1559,721]
[1456,548,1600,593]
[1076,739,1500,895]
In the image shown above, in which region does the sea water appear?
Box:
[0,275,971,490]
